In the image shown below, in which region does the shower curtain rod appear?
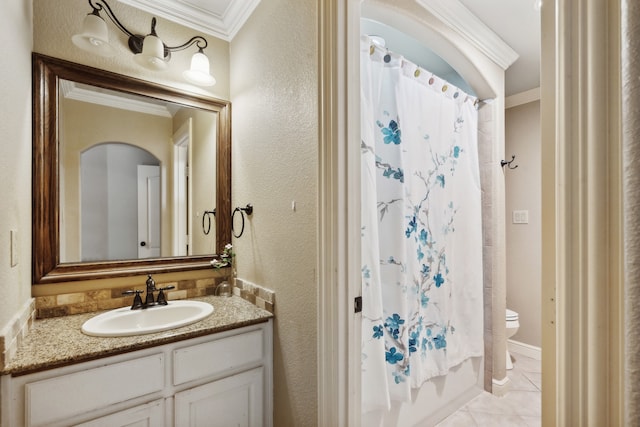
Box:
[360,35,493,108]
[476,98,494,105]
[364,36,495,107]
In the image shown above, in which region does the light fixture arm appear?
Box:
[166,36,208,53]
[84,0,208,58]
[86,0,156,57]
[87,0,137,40]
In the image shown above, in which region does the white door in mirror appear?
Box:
[81,300,214,337]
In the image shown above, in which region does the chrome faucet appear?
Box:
[122,275,175,310]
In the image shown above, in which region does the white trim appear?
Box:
[505,88,541,109]
[60,81,173,118]
[491,375,512,397]
[172,120,191,257]
[539,1,557,424]
[542,0,624,424]
[415,0,519,70]
[508,339,541,361]
[492,376,510,387]
[347,0,363,422]
[317,0,361,426]
[119,0,261,41]
[421,387,482,426]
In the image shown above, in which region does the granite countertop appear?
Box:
[2,295,273,377]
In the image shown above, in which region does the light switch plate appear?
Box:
[512,210,529,224]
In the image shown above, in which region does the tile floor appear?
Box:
[434,352,541,427]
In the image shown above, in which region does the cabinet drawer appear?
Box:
[25,353,164,427]
[173,328,264,385]
[75,398,164,427]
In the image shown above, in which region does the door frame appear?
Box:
[317,0,362,425]
[320,0,628,426]
[540,0,624,425]
[173,119,192,256]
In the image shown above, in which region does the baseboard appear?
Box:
[508,339,541,360]
[413,385,483,427]
[492,375,512,397]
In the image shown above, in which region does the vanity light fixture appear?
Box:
[72,0,216,87]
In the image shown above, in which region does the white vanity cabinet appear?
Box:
[174,367,264,426]
[0,321,272,427]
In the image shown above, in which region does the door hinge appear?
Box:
[354,296,363,313]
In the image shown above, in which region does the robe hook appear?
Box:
[501,155,518,170]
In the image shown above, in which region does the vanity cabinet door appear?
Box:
[24,353,165,427]
[174,367,264,427]
[2,321,272,427]
[74,399,164,427]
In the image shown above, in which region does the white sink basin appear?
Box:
[81,300,214,337]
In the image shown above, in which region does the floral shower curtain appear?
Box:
[360,36,484,413]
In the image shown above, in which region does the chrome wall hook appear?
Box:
[501,155,518,170]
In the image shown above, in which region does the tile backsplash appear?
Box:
[233,278,275,313]
[0,299,35,370]
[35,277,275,319]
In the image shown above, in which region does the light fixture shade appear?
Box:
[182,51,216,87]
[71,14,116,57]
[134,35,169,71]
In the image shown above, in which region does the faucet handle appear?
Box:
[156,285,175,305]
[122,290,144,310]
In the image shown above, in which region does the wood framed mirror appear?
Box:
[32,53,231,284]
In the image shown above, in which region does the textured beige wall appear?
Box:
[230,0,318,425]
[505,100,541,348]
[0,0,33,331]
[623,0,640,422]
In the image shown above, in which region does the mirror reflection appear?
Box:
[32,54,231,284]
[59,80,218,262]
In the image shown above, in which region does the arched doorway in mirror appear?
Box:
[79,142,161,262]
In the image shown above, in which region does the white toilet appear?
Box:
[505,308,520,370]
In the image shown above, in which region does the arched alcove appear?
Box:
[359,0,511,424]
[361,1,501,100]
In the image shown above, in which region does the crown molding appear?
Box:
[505,87,541,108]
[60,80,173,118]
[415,0,519,70]
[118,0,261,41]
